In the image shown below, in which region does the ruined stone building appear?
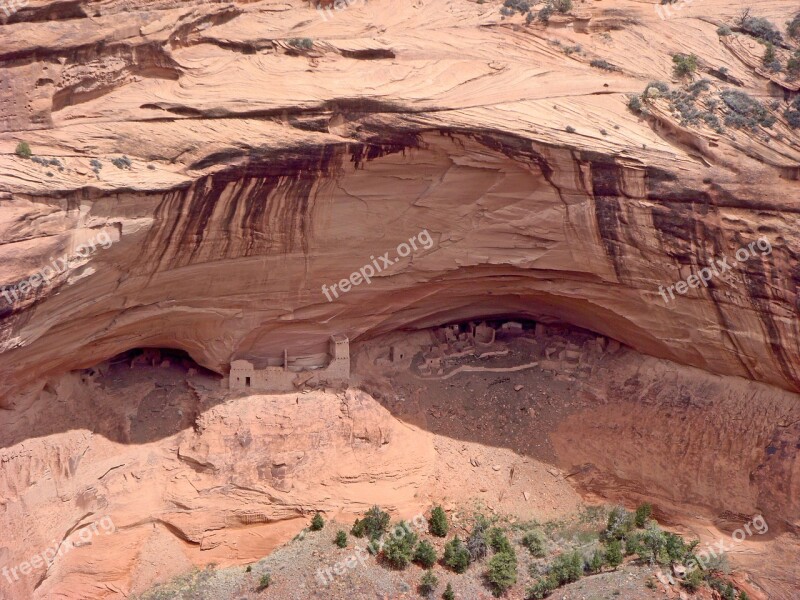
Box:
[229,335,350,392]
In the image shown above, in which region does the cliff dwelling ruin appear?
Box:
[228,334,350,392]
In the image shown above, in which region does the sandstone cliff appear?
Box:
[0,0,798,399]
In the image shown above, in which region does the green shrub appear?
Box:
[311,512,324,531]
[739,591,750,600]
[605,539,623,569]
[414,540,438,568]
[14,142,31,159]
[637,522,668,565]
[589,548,606,573]
[634,503,653,528]
[527,576,557,599]
[681,567,703,591]
[603,506,633,540]
[443,537,471,573]
[673,53,698,77]
[487,528,513,554]
[419,569,439,597]
[717,25,732,36]
[382,521,417,569]
[627,94,643,114]
[549,550,583,585]
[429,506,449,537]
[352,505,391,540]
[258,573,271,590]
[335,530,348,548]
[521,530,546,557]
[487,551,517,596]
[443,582,455,600]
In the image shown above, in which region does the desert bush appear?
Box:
[721,89,775,129]
[537,4,553,22]
[502,0,531,14]
[522,530,546,557]
[487,551,517,596]
[603,506,633,541]
[487,528,513,554]
[589,548,606,573]
[565,125,576,133]
[786,50,800,80]
[429,506,449,537]
[14,141,31,159]
[681,567,703,591]
[443,582,455,600]
[414,540,438,568]
[665,532,698,563]
[419,569,438,598]
[335,530,348,547]
[634,503,653,528]
[382,521,417,569]
[643,80,670,98]
[352,505,391,540]
[288,38,313,50]
[788,13,800,39]
[258,573,271,590]
[738,13,783,44]
[673,53,698,77]
[627,94,643,113]
[467,517,489,561]
[549,550,584,585]
[111,156,132,169]
[311,512,324,531]
[590,59,618,71]
[605,539,623,569]
[786,97,800,128]
[762,42,782,72]
[527,576,557,599]
[443,536,471,573]
[717,25,732,36]
[552,0,571,13]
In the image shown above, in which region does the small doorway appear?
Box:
[245,376,251,387]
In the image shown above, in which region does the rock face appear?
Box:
[0,0,799,400]
[1,0,800,597]
[0,375,434,599]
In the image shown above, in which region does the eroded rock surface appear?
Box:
[0,0,799,399]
